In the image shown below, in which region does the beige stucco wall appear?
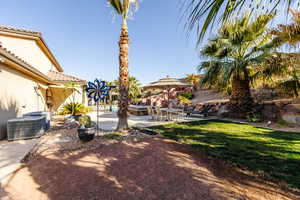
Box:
[0,63,47,138]
[0,35,58,74]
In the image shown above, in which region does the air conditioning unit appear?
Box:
[7,116,45,141]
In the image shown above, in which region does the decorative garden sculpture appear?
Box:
[86,79,111,131]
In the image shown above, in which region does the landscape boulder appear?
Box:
[280,104,300,125]
[217,105,230,118]
[261,103,280,120]
[281,113,300,125]
[293,98,300,104]
[284,104,300,114]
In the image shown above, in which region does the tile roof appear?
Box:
[0,25,41,36]
[0,43,50,81]
[144,77,192,89]
[0,25,85,84]
[47,70,86,84]
[0,43,85,85]
[0,25,63,72]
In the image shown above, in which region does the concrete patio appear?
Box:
[0,139,39,181]
[89,112,198,131]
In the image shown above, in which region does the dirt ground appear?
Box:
[1,136,299,200]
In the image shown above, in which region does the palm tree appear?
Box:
[113,76,142,102]
[108,0,139,131]
[128,76,142,102]
[257,9,300,97]
[183,0,297,42]
[199,13,275,115]
[185,74,200,90]
[270,9,300,45]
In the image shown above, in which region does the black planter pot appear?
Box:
[78,127,96,142]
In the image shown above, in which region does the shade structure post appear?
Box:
[167,87,170,107]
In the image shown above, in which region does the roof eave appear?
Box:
[0,53,52,84]
[0,28,63,72]
[52,80,87,85]
[37,37,63,72]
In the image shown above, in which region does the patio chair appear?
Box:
[166,109,177,121]
[147,106,155,120]
[188,105,212,118]
[155,107,167,121]
[176,109,186,121]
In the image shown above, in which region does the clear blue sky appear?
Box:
[1,0,201,85]
[1,1,293,85]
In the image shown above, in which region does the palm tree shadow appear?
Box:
[151,120,300,193]
[3,137,299,199]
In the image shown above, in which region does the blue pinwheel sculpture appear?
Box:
[86,79,111,103]
[86,79,111,131]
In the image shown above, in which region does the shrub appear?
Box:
[276,120,290,127]
[60,102,85,116]
[79,115,92,128]
[103,132,123,140]
[180,92,194,100]
[177,95,191,104]
[247,113,263,123]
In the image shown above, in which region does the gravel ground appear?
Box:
[1,117,299,200]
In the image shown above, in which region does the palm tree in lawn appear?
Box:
[199,13,275,116]
[183,0,298,42]
[108,0,139,131]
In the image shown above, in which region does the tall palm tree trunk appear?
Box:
[117,21,130,131]
[229,74,254,115]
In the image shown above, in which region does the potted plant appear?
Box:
[77,115,96,142]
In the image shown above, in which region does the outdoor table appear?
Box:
[160,108,184,121]
[128,105,148,116]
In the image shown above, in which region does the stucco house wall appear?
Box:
[0,26,86,139]
[0,63,47,138]
[0,35,58,74]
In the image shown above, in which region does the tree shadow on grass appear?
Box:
[151,120,300,192]
[3,137,299,199]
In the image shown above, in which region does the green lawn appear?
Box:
[150,120,300,189]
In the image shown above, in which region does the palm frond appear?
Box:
[198,60,234,87]
[109,0,124,15]
[271,9,300,46]
[201,38,231,59]
[184,0,294,42]
[198,13,279,94]
[108,0,139,19]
